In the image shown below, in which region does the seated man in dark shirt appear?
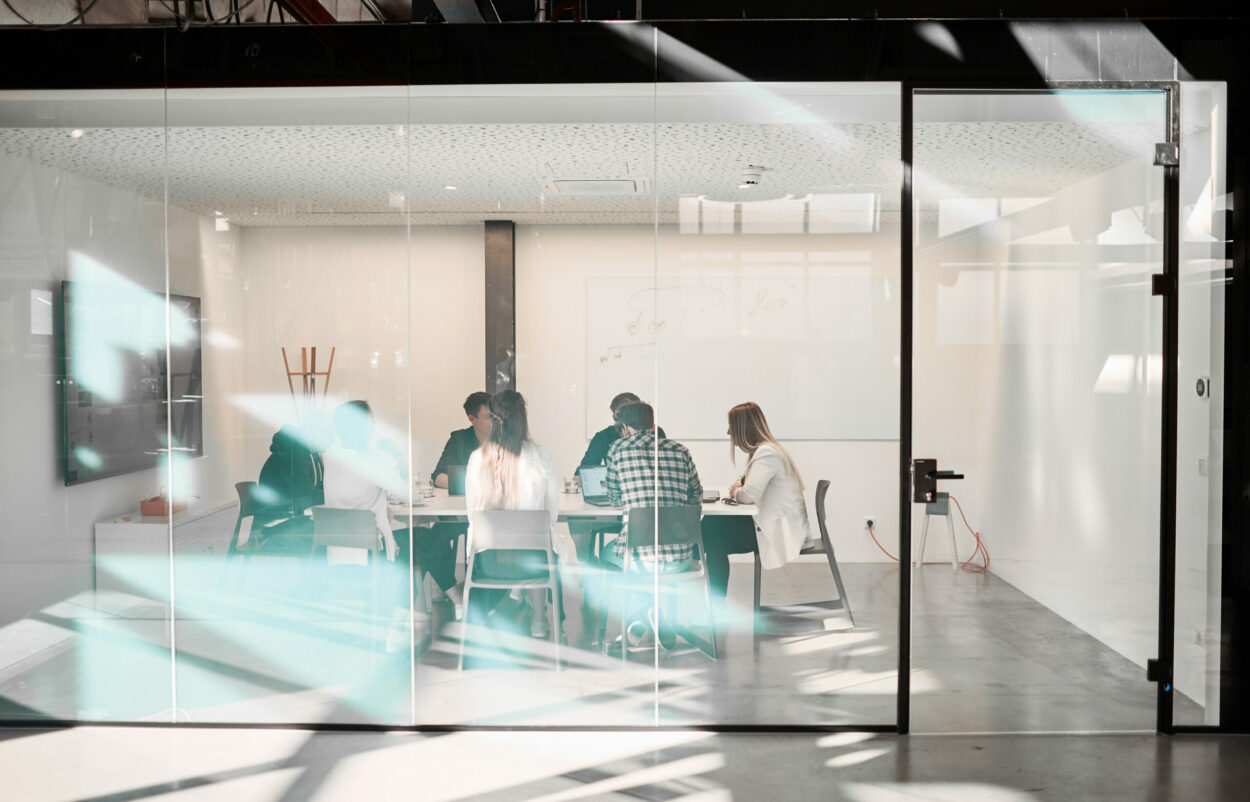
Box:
[433,391,493,489]
[428,392,492,597]
[255,424,323,534]
[569,392,666,565]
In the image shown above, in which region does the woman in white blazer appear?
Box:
[702,402,812,598]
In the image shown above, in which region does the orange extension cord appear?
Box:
[867,494,990,574]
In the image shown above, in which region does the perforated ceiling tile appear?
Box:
[0,120,1188,227]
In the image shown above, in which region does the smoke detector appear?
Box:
[738,165,766,189]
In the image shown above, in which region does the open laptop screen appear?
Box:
[580,465,608,499]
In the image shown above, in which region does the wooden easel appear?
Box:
[281,346,335,421]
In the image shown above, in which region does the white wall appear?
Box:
[0,152,217,624]
[220,225,483,488]
[517,224,901,564]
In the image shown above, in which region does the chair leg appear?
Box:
[458,584,472,670]
[552,580,562,671]
[703,579,718,660]
[822,536,854,627]
[753,548,762,619]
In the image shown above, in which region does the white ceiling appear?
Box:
[0,85,1186,228]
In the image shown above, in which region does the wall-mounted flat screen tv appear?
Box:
[61,280,203,485]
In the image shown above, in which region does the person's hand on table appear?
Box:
[728,480,743,500]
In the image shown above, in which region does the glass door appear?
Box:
[909,89,1174,732]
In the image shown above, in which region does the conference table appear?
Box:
[389,489,756,658]
[389,489,758,523]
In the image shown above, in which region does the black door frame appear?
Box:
[898,80,1184,735]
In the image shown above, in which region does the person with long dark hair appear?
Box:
[703,402,812,599]
[464,390,561,638]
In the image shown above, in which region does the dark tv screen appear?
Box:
[61,280,203,485]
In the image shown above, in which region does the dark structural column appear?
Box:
[484,220,516,393]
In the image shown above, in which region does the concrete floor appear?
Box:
[2,726,1248,802]
[0,552,1200,730]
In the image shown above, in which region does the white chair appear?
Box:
[460,510,562,670]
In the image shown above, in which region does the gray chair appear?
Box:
[599,504,717,660]
[222,481,313,589]
[460,510,562,670]
[753,479,854,627]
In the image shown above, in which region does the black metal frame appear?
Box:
[903,80,1183,736]
[0,18,1244,736]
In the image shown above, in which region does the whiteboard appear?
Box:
[587,270,900,440]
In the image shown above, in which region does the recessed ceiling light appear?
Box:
[69,129,84,138]
[737,183,750,190]
[444,185,457,191]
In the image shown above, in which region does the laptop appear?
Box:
[447,464,468,496]
[578,465,612,506]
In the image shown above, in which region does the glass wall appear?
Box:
[0,78,902,727]
[166,86,415,724]
[0,73,1226,732]
[0,88,174,721]
[911,90,1169,732]
[652,80,901,725]
[1174,81,1228,727]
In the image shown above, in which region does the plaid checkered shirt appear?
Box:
[605,430,703,565]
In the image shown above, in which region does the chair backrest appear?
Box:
[236,481,263,517]
[624,505,702,549]
[815,479,831,542]
[468,510,553,556]
[311,506,381,551]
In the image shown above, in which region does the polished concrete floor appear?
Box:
[2,726,1248,802]
[0,547,1200,730]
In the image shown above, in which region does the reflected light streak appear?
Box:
[309,730,716,802]
[1093,355,1135,394]
[781,630,875,656]
[825,747,891,768]
[67,251,194,402]
[842,782,1038,802]
[817,732,877,748]
[917,22,964,62]
[0,726,309,802]
[528,753,727,802]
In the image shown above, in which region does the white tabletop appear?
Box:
[389,489,756,522]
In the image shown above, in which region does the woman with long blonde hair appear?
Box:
[464,390,560,638]
[703,402,813,599]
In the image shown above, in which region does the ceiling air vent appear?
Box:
[547,179,645,195]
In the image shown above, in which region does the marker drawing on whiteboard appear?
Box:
[598,342,656,363]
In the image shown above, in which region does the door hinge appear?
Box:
[1152,273,1174,296]
[1154,142,1179,167]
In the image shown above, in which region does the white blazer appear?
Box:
[734,444,811,570]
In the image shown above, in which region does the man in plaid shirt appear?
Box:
[603,401,702,572]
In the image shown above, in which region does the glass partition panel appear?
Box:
[653,80,903,726]
[167,86,414,725]
[912,90,1168,732]
[407,83,662,724]
[1174,81,1227,727]
[0,89,174,721]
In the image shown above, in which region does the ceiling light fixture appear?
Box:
[69,129,84,139]
[738,164,765,190]
[444,185,457,191]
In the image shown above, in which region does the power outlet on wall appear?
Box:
[864,516,875,530]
